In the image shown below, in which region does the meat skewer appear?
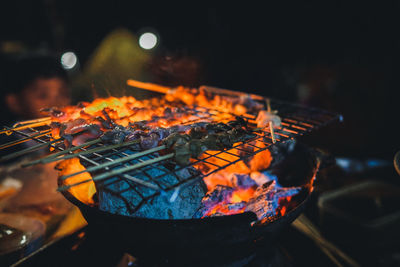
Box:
[266,99,276,143]
[38,139,140,164]
[11,117,51,128]
[0,137,64,162]
[126,79,264,115]
[59,144,167,181]
[0,117,51,135]
[126,79,173,94]
[0,122,102,162]
[16,122,191,166]
[0,129,52,150]
[255,98,281,143]
[13,117,51,127]
[57,153,173,192]
[22,138,102,167]
[58,118,257,191]
[126,79,265,102]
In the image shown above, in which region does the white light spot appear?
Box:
[61,51,77,70]
[20,234,27,245]
[138,32,158,50]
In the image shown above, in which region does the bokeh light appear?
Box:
[138,32,158,50]
[61,51,78,70]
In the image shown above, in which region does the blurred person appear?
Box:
[0,54,71,161]
[1,54,71,124]
[0,56,82,255]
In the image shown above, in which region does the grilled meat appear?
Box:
[256,110,281,128]
[162,118,256,166]
[51,112,256,166]
[100,125,131,145]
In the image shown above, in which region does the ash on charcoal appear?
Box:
[193,185,247,218]
[194,178,302,220]
[245,180,301,220]
[197,185,234,207]
[96,159,206,219]
[206,202,247,217]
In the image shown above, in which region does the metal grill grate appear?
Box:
[4,98,341,212]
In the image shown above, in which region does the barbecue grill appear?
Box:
[0,82,341,263]
[1,87,340,208]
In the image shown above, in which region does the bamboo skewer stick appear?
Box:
[38,139,141,165]
[120,173,161,190]
[0,138,63,162]
[22,138,103,167]
[127,79,172,94]
[127,79,266,105]
[1,119,52,135]
[60,145,167,181]
[0,129,52,150]
[127,79,266,102]
[269,123,276,144]
[266,99,276,143]
[12,117,51,128]
[57,153,174,192]
[292,214,360,267]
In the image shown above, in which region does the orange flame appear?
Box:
[57,158,95,204]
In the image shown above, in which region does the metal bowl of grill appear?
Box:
[60,141,320,262]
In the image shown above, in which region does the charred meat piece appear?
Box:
[227,127,255,142]
[166,125,192,135]
[41,107,65,118]
[202,134,229,150]
[125,129,146,142]
[149,127,169,140]
[63,124,102,147]
[71,127,102,146]
[100,125,135,145]
[227,116,248,129]
[62,119,89,135]
[95,116,114,130]
[129,121,149,130]
[173,143,192,166]
[206,122,231,134]
[101,129,127,145]
[163,132,191,148]
[188,139,209,158]
[101,109,117,128]
[188,126,207,139]
[140,133,161,150]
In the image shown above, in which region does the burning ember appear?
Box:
[196,149,303,219]
[1,81,323,222]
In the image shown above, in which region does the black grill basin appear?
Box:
[60,142,320,263]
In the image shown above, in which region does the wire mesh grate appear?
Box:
[3,97,341,212]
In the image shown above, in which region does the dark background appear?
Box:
[0,1,398,159]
